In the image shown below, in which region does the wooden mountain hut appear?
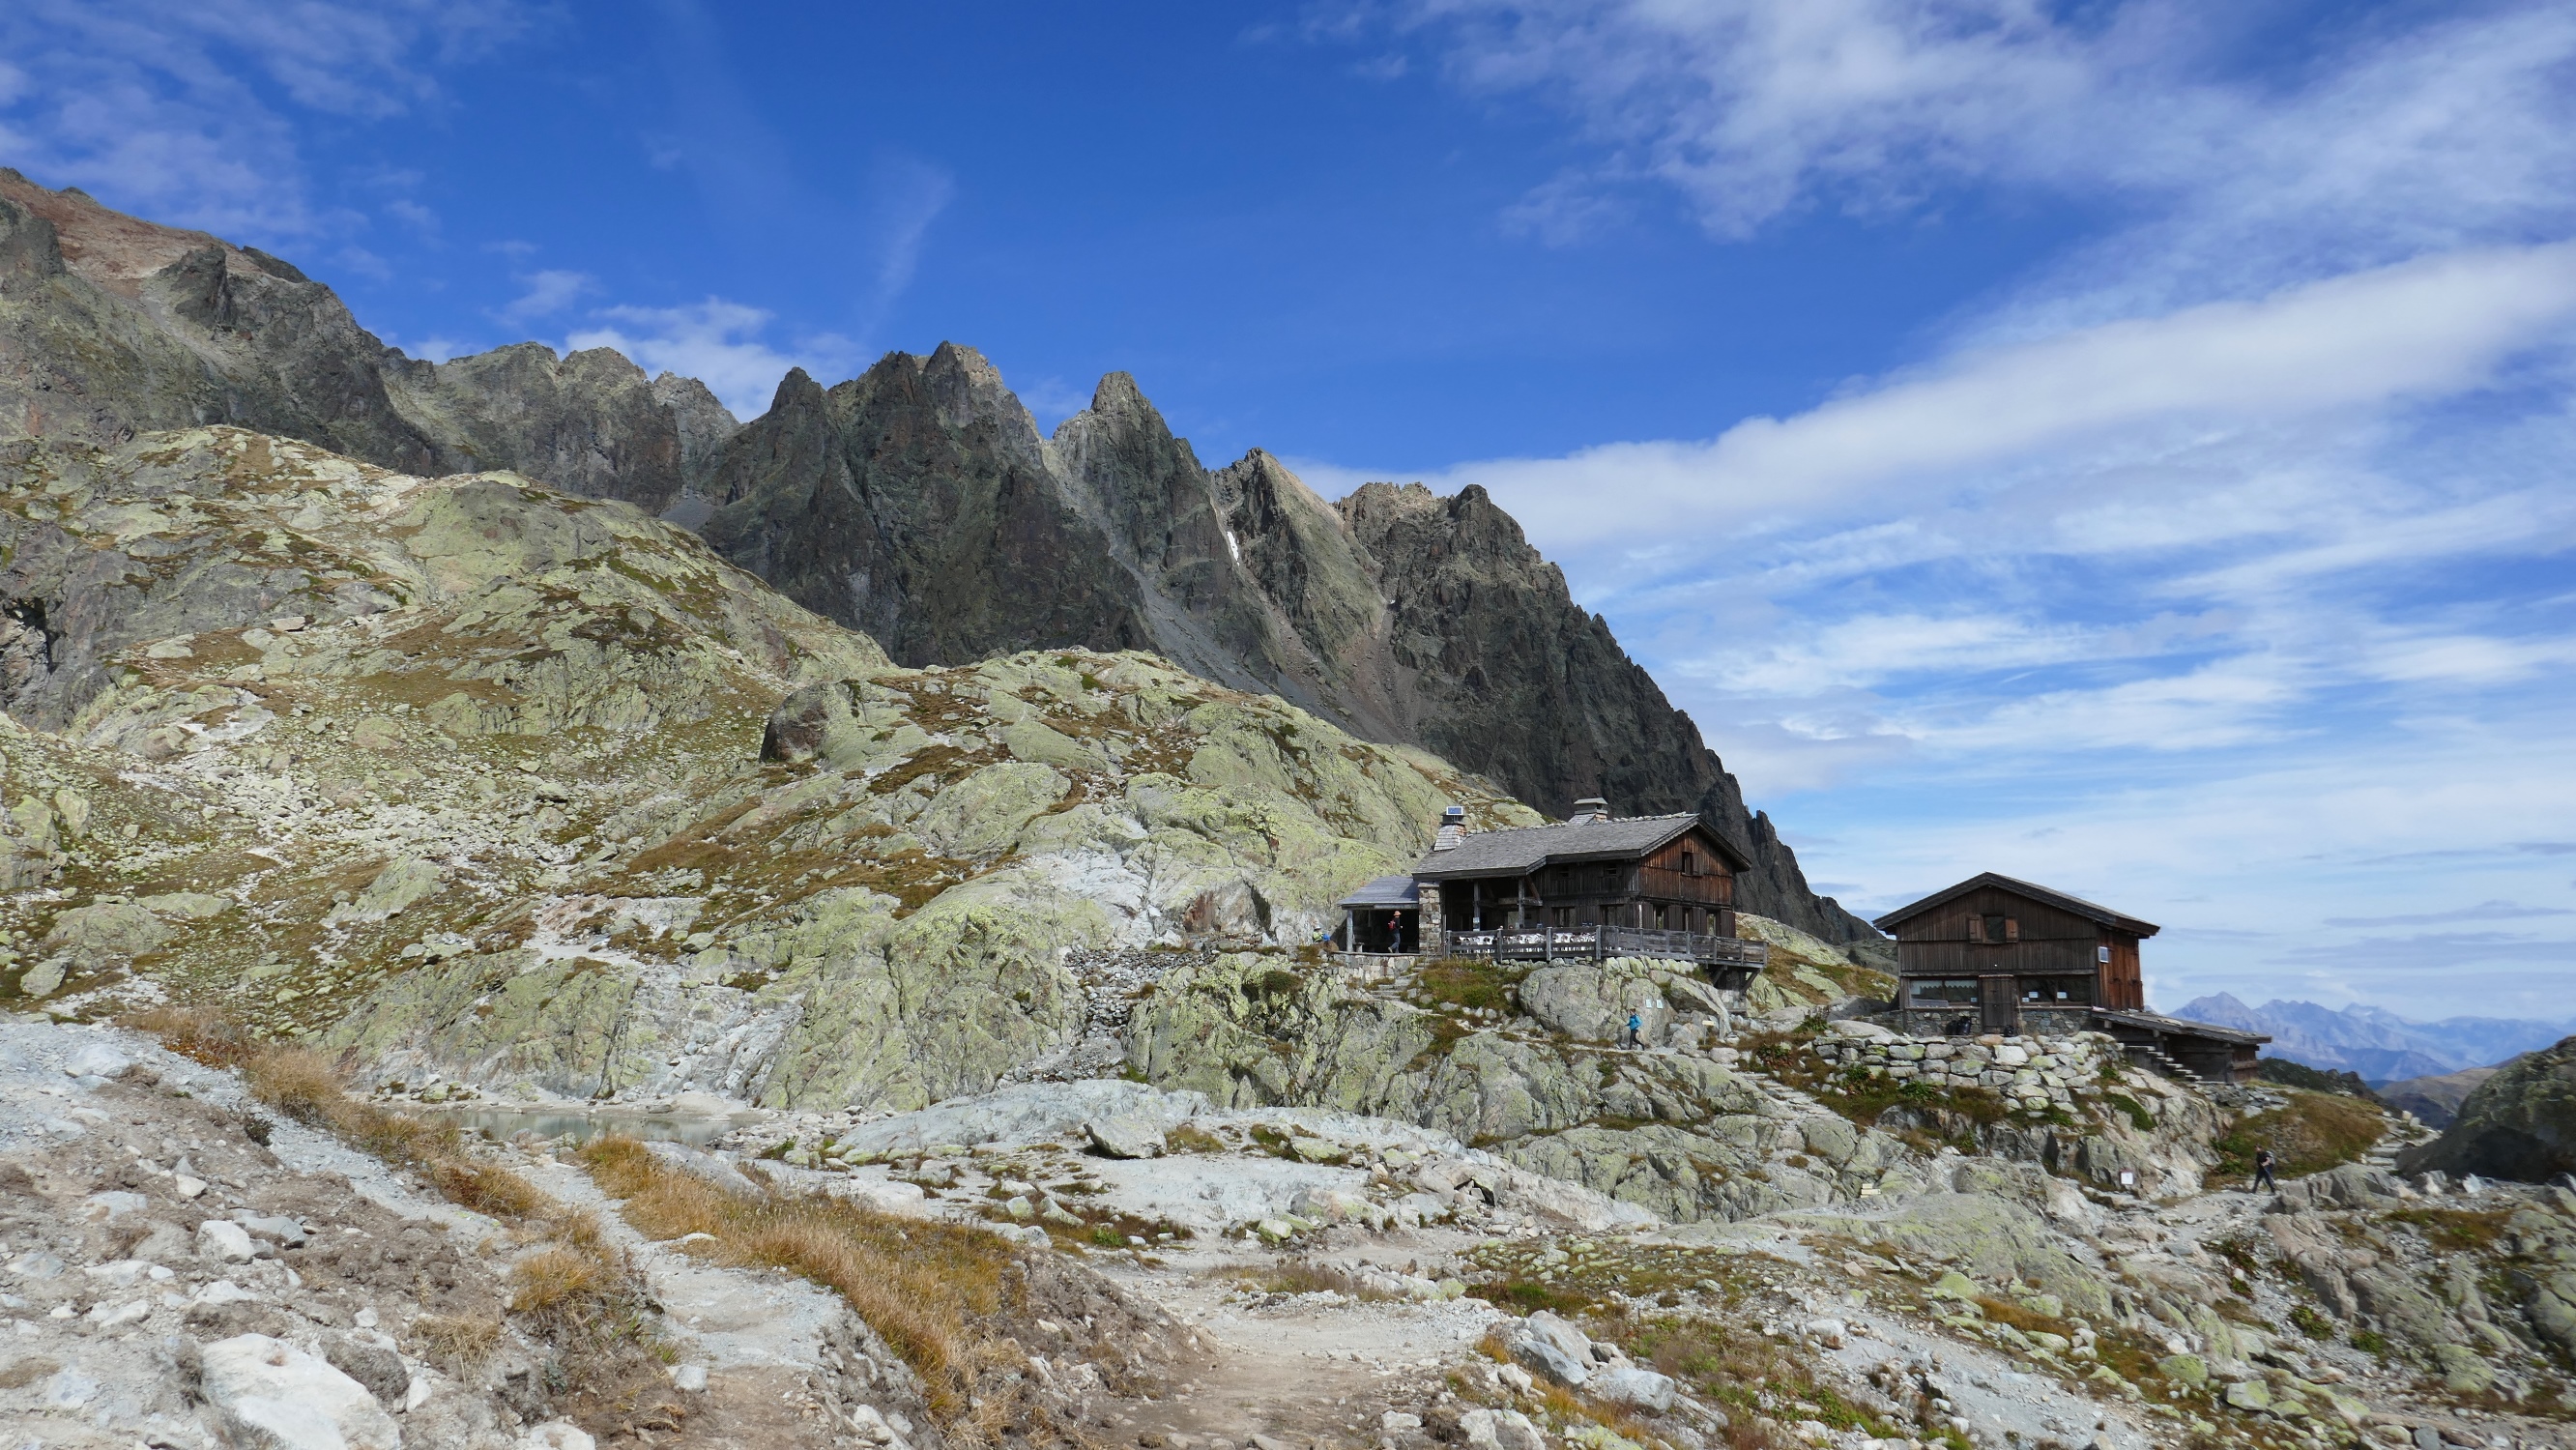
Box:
[1408,801,1768,985]
[1873,872,2268,1084]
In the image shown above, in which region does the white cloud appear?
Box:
[1304,4,2576,1014]
[492,269,593,326]
[1418,243,2576,550]
[0,0,530,240]
[568,299,854,420]
[1388,0,2576,285]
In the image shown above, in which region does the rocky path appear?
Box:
[1079,1239,1503,1447]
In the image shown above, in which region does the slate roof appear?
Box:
[1335,876,1421,909]
[2090,1007,2270,1046]
[1873,871,2160,938]
[1411,813,1746,879]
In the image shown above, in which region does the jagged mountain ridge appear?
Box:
[2180,991,2576,1080]
[0,168,1871,942]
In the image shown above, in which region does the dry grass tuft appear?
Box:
[416,1312,502,1374]
[577,1134,1019,1423]
[510,1247,607,1314]
[123,1011,669,1436]
[122,1005,258,1067]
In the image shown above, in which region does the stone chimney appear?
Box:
[1571,797,1611,824]
[1433,804,1466,851]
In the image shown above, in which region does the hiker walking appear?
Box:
[2253,1147,2277,1192]
[1625,1011,1643,1049]
[1386,912,1404,954]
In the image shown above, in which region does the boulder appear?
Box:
[62,1042,131,1080]
[1460,1407,1547,1450]
[2157,1354,2209,1386]
[2398,1035,2576,1182]
[2268,1163,2402,1212]
[1288,1186,1373,1225]
[1517,1311,1595,1368]
[1520,961,1670,1043]
[1084,1115,1165,1160]
[198,1333,403,1450]
[330,858,443,923]
[1591,1364,1678,1412]
[43,902,170,961]
[197,1220,258,1262]
[323,1334,409,1405]
[1506,1332,1589,1389]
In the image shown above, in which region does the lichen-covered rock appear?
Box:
[43,902,169,962]
[1518,959,1676,1044]
[328,858,441,923]
[1124,951,1915,1221]
[1785,1191,2116,1319]
[2398,1033,2576,1182]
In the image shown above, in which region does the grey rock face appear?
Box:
[2398,1034,2576,1181]
[701,355,1875,942]
[0,171,736,510]
[387,342,736,512]
[700,353,1159,666]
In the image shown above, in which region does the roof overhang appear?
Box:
[1413,813,1751,880]
[1335,876,1421,909]
[1873,871,2159,937]
[2090,1007,2269,1046]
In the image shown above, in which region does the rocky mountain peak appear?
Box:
[0,170,1876,942]
[0,168,236,296]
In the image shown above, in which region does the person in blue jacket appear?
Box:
[1625,1012,1643,1049]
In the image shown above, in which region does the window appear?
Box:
[1679,850,1698,877]
[1908,978,1979,1005]
[1971,914,2019,943]
[2019,977,2094,1004]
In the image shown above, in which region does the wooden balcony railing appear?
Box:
[1433,924,1767,972]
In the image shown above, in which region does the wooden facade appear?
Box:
[1432,833,1737,937]
[1873,871,2269,1083]
[1423,821,1739,938]
[1875,874,2154,1037]
[1407,811,1766,982]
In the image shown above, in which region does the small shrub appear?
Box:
[2104,1093,2155,1132]
[2352,1328,2388,1356]
[2289,1304,2335,1339]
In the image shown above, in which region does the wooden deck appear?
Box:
[1434,924,1767,972]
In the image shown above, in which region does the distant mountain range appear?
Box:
[2176,994,2576,1081]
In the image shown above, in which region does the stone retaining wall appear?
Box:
[1808,1023,2118,1112]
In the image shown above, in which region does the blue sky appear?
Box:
[6,0,2575,1019]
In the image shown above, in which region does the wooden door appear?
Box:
[1980,975,2018,1032]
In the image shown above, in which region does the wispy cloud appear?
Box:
[1397,244,2576,549]
[492,268,593,326]
[1306,0,2576,1014]
[2325,902,2576,930]
[0,0,535,240]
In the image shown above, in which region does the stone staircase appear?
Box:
[2121,1041,2210,1089]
